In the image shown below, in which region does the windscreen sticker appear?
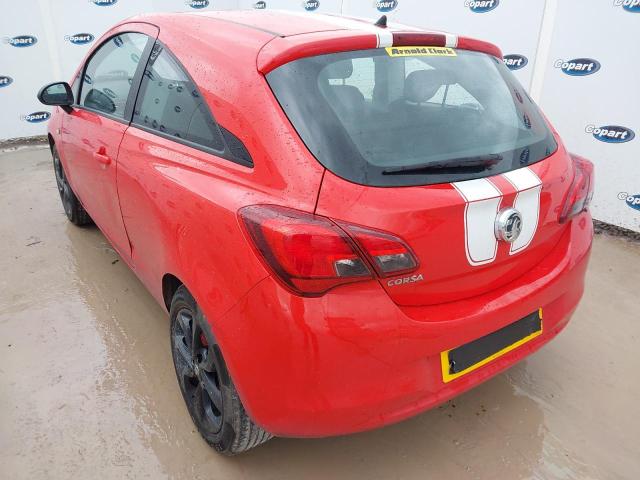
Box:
[385,46,457,57]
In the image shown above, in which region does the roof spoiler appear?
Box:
[257,30,503,74]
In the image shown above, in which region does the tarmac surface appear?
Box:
[1,145,639,479]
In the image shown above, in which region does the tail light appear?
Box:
[559,154,595,223]
[336,223,417,277]
[238,205,418,296]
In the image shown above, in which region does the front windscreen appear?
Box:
[266,47,557,187]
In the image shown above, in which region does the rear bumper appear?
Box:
[216,213,593,437]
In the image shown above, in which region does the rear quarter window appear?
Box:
[132,43,225,151]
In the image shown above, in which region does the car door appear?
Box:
[61,25,158,259]
[116,41,255,302]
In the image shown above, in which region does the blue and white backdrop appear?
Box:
[1,0,638,231]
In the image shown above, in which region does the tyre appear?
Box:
[52,145,92,226]
[169,285,272,454]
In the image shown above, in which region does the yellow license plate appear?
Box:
[441,308,543,383]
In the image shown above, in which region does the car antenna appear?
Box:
[374,15,388,28]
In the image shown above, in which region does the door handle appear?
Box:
[93,149,111,166]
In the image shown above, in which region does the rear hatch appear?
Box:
[315,156,571,306]
[266,43,572,306]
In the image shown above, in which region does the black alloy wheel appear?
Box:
[172,305,224,433]
[53,147,73,218]
[51,145,92,226]
[169,285,272,454]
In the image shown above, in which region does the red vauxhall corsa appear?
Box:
[38,10,594,454]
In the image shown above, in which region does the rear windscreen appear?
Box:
[266,47,557,187]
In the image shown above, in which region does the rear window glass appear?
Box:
[266,48,557,187]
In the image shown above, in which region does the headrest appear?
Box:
[326,85,365,119]
[404,69,456,104]
[331,85,364,106]
[323,59,354,80]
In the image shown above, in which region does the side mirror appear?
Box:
[38,82,74,112]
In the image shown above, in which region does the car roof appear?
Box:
[138,10,421,38]
[127,10,501,73]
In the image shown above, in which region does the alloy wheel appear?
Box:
[172,307,224,433]
[53,150,73,217]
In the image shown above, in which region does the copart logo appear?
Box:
[91,0,118,5]
[465,0,499,13]
[503,54,528,71]
[387,274,424,287]
[614,0,640,12]
[21,111,50,123]
[586,124,635,143]
[375,0,398,12]
[618,192,640,211]
[65,33,94,45]
[254,1,266,8]
[3,35,37,47]
[0,75,13,87]
[186,0,209,8]
[554,58,600,76]
[303,0,319,10]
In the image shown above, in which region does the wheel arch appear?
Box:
[162,273,183,312]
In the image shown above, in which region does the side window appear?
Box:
[80,33,148,118]
[132,43,225,151]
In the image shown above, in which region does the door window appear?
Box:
[132,43,225,151]
[80,33,149,118]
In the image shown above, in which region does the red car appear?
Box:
[38,11,594,454]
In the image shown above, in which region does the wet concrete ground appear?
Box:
[1,146,639,479]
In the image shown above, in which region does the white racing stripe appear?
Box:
[376,27,394,48]
[502,167,541,191]
[453,167,542,266]
[309,13,394,47]
[444,32,458,48]
[452,178,502,266]
[370,19,458,47]
[277,11,457,49]
[503,167,542,254]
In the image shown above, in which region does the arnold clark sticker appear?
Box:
[386,46,457,57]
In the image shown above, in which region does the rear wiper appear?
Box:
[382,154,503,175]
